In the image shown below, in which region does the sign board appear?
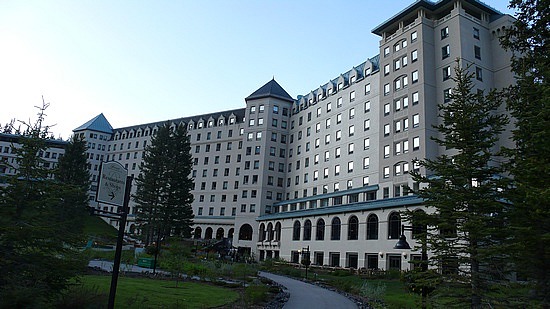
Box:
[96,161,128,207]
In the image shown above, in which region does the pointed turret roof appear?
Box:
[245,79,294,103]
[73,113,113,134]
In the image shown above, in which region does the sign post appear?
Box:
[94,162,131,309]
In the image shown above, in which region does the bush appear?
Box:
[53,284,107,309]
[359,281,387,303]
[245,285,270,305]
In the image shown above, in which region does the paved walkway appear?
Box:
[259,271,358,309]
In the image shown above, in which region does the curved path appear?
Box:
[259,271,358,309]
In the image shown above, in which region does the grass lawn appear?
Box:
[81,275,240,308]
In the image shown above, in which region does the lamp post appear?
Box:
[394,224,428,309]
[300,246,311,280]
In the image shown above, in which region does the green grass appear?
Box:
[81,275,240,308]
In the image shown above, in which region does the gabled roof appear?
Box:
[73,113,113,134]
[245,79,294,103]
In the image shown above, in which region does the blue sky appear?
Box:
[0,0,515,138]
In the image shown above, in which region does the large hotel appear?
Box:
[1,0,515,271]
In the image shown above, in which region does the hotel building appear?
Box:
[2,0,515,271]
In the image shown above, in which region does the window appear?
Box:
[402,55,408,67]
[363,176,370,186]
[476,67,483,81]
[384,64,390,75]
[331,217,341,240]
[413,114,420,128]
[384,46,390,57]
[348,143,354,154]
[443,66,451,80]
[325,134,330,144]
[442,45,450,59]
[411,49,418,62]
[388,213,401,239]
[395,119,401,132]
[348,125,355,136]
[444,88,452,103]
[349,91,355,102]
[394,78,401,90]
[384,124,390,136]
[394,59,401,71]
[394,141,401,155]
[394,42,401,52]
[365,83,371,94]
[292,221,301,240]
[412,70,419,83]
[273,105,279,113]
[474,45,481,59]
[349,108,355,119]
[411,31,417,42]
[335,147,341,157]
[363,157,370,169]
[384,166,390,178]
[441,26,449,39]
[336,130,342,141]
[364,101,371,112]
[336,113,342,124]
[335,165,340,176]
[364,119,370,131]
[384,103,390,115]
[348,216,359,240]
[347,161,354,173]
[364,137,370,149]
[303,220,312,241]
[384,84,390,96]
[413,136,420,150]
[473,27,480,39]
[412,91,419,105]
[327,102,332,112]
[403,96,409,108]
[367,214,379,239]
[326,118,331,128]
[384,145,390,158]
[316,219,325,240]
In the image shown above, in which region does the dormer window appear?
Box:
[365,67,371,76]
[350,76,356,84]
[338,82,343,90]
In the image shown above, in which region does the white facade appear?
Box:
[14,0,512,271]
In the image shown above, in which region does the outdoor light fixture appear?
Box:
[379,251,384,258]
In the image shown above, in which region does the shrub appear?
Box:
[245,285,270,305]
[359,281,387,303]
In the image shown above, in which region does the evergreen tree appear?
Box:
[407,61,509,308]
[500,1,550,305]
[0,102,87,308]
[134,123,194,245]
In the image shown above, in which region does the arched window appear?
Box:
[267,223,273,241]
[238,224,253,240]
[259,223,266,241]
[293,221,301,241]
[331,217,341,240]
[316,219,325,240]
[205,227,213,240]
[348,216,359,240]
[228,228,234,239]
[366,214,379,240]
[194,227,202,239]
[388,212,401,239]
[303,220,312,241]
[216,228,224,239]
[275,222,282,241]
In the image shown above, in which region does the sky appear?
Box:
[0,0,515,139]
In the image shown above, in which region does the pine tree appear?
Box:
[0,101,87,307]
[407,61,509,308]
[500,1,550,305]
[134,123,194,244]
